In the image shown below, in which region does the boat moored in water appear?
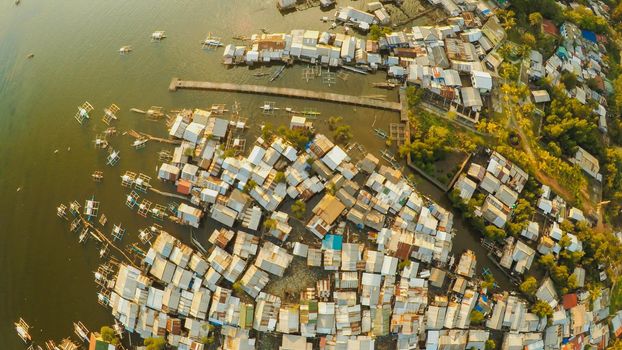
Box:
[15,318,32,344]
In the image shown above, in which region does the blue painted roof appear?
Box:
[581,30,597,43]
[322,234,343,250]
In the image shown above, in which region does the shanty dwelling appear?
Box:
[181,163,199,183]
[536,277,559,308]
[254,241,294,277]
[520,221,539,241]
[169,115,188,139]
[277,304,300,334]
[177,203,203,228]
[208,246,233,276]
[210,203,237,227]
[253,292,282,332]
[183,122,205,144]
[471,70,493,93]
[233,230,259,260]
[158,163,180,182]
[239,265,270,298]
[571,147,601,181]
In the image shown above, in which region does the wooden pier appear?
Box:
[169,78,401,112]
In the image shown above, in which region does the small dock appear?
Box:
[169,78,401,112]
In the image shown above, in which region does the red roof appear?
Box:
[597,34,608,44]
[541,19,559,37]
[562,293,578,309]
[177,179,192,195]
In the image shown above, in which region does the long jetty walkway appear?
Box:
[169,78,401,112]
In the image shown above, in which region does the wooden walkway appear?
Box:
[170,78,401,112]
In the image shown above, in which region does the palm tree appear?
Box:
[496,9,516,31]
[529,12,543,27]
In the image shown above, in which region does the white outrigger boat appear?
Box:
[119,45,132,54]
[15,318,32,344]
[151,31,166,41]
[259,104,280,112]
[73,321,90,343]
[201,38,223,48]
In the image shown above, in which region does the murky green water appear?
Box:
[0,1,505,347]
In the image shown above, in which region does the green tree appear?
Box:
[528,12,543,27]
[328,116,343,131]
[144,337,167,350]
[291,200,307,220]
[520,276,538,296]
[496,9,516,30]
[521,32,536,48]
[368,24,391,40]
[560,72,578,90]
[100,326,120,345]
[484,225,506,241]
[406,86,424,110]
[539,253,556,270]
[531,300,554,318]
[243,179,257,193]
[470,310,485,325]
[485,340,496,350]
[262,123,274,141]
[263,218,277,231]
[274,171,286,183]
[232,281,244,294]
[481,274,496,290]
[333,125,352,144]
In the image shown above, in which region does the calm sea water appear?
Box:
[0,1,503,347]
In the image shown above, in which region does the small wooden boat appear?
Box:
[14,318,32,344]
[341,65,369,75]
[27,53,34,59]
[15,0,21,5]
[374,128,388,139]
[270,65,286,82]
[232,35,249,41]
[73,321,90,343]
[132,138,148,149]
[302,110,321,116]
[119,46,132,54]
[79,228,88,244]
[253,72,269,77]
[372,82,398,90]
[201,39,223,47]
[151,31,166,41]
[99,244,109,259]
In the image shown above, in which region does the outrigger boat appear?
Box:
[259,104,280,112]
[301,110,321,116]
[73,321,90,343]
[92,171,104,182]
[78,228,89,244]
[15,318,32,344]
[57,204,68,219]
[201,38,223,48]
